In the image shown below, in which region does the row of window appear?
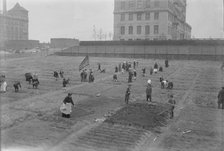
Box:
[120,12,159,21]
[120,0,160,10]
[120,25,159,35]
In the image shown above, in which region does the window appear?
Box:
[128,0,135,8]
[121,13,125,21]
[145,12,150,20]
[145,0,151,8]
[137,13,142,21]
[154,12,159,20]
[154,25,159,34]
[137,0,143,8]
[121,1,125,9]
[121,26,125,35]
[129,13,133,21]
[129,26,133,34]
[137,26,141,34]
[154,1,160,7]
[145,25,150,35]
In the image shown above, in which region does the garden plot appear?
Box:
[1,54,224,151]
[73,103,171,150]
[74,122,154,151]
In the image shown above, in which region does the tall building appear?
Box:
[0,0,29,48]
[113,0,191,41]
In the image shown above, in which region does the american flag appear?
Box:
[79,55,89,71]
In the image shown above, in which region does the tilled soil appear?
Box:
[104,103,171,131]
[1,54,224,151]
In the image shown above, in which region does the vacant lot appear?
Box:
[1,53,223,151]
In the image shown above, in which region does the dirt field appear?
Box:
[1,53,224,151]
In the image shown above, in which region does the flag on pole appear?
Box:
[79,55,89,71]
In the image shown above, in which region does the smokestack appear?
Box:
[3,0,7,15]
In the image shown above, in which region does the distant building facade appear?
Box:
[113,0,191,41]
[5,40,39,50]
[0,0,29,49]
[50,38,79,49]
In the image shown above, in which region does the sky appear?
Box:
[1,0,223,42]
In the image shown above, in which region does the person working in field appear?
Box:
[146,79,152,102]
[125,85,131,104]
[0,80,7,93]
[165,59,169,67]
[97,63,101,71]
[168,95,176,119]
[60,93,74,118]
[217,87,224,109]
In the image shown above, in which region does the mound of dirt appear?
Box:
[104,103,171,131]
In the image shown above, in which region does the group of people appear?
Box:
[53,70,64,81]
[25,72,40,89]
[124,59,176,119]
[80,69,95,83]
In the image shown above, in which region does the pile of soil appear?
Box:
[104,103,171,131]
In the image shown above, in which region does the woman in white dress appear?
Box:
[60,93,74,118]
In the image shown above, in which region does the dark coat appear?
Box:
[63,96,74,105]
[146,85,152,95]
[218,89,224,103]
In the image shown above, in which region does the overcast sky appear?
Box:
[2,0,224,42]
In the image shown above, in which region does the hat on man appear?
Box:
[147,79,151,84]
[68,93,72,96]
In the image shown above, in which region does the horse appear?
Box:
[32,79,39,89]
[25,73,33,84]
[13,82,22,92]
[53,71,59,80]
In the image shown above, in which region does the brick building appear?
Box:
[113,0,191,41]
[0,0,29,49]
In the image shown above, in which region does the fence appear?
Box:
[55,40,224,61]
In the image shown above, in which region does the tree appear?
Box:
[108,32,113,40]
[97,28,103,41]
[92,25,97,41]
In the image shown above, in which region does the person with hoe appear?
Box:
[218,87,224,109]
[168,94,176,119]
[125,84,131,104]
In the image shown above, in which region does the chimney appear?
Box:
[3,0,7,15]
